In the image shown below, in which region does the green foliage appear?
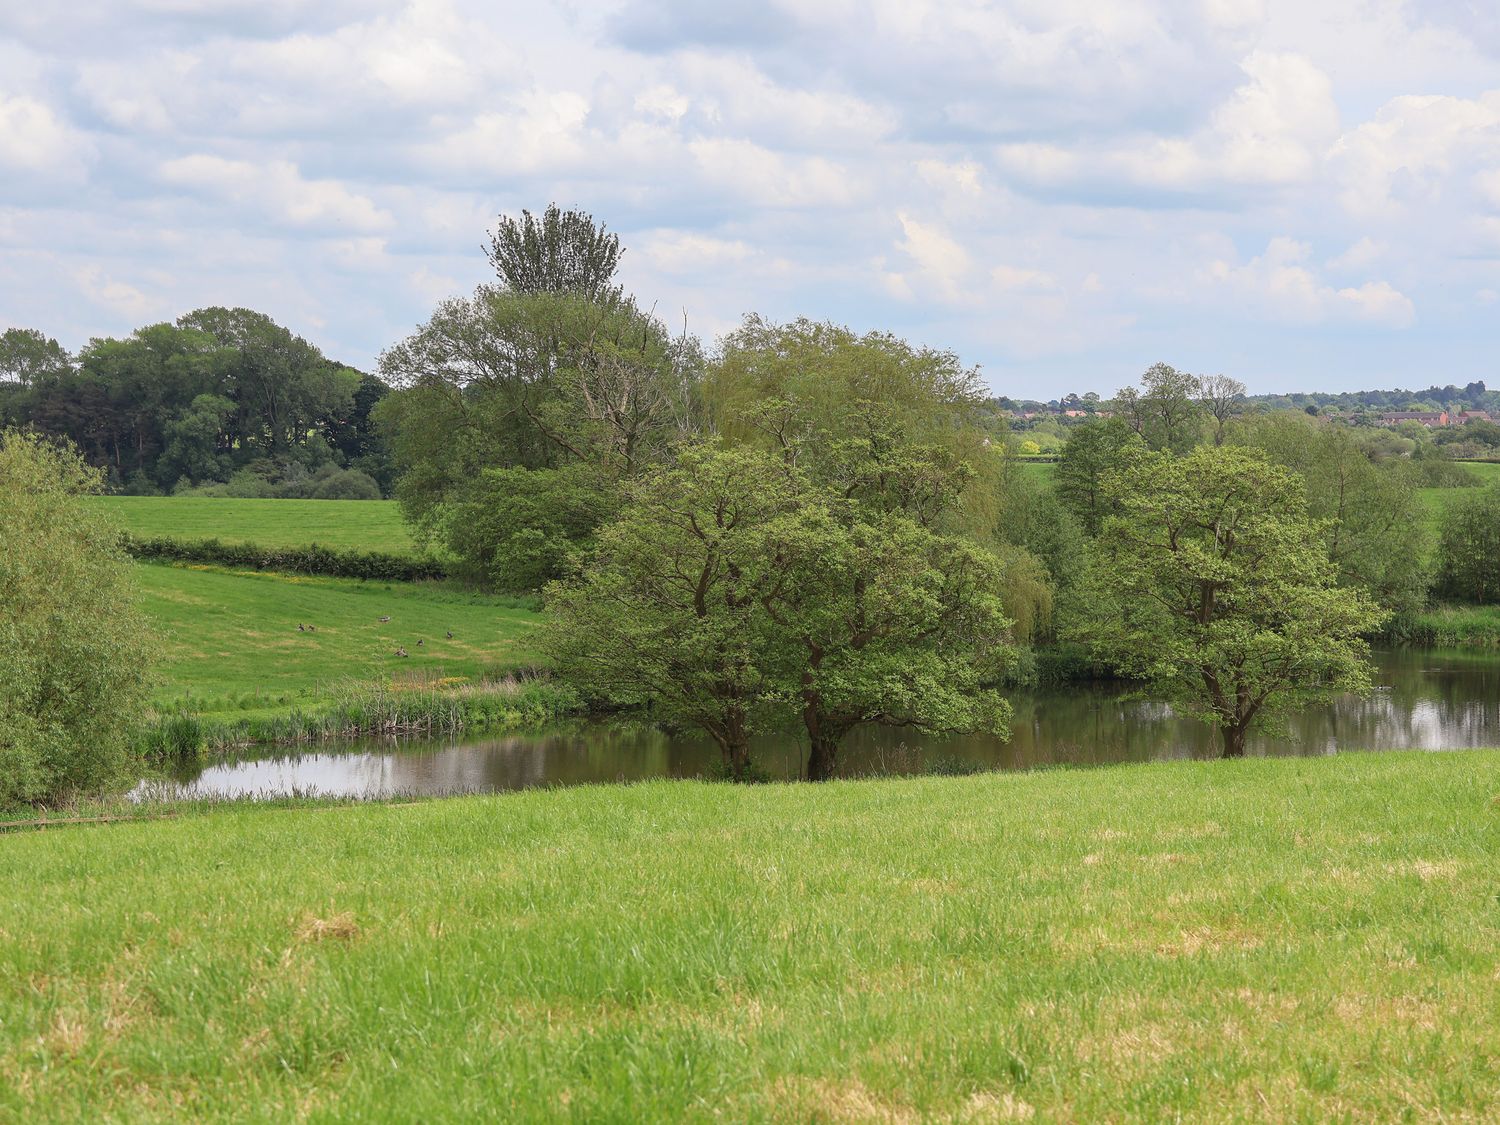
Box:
[1,753,1497,1119]
[543,445,820,780]
[1435,485,1500,603]
[442,464,618,592]
[1072,445,1385,757]
[1235,413,1430,614]
[123,536,447,582]
[378,288,699,568]
[0,431,152,804]
[1112,362,1206,454]
[1055,416,1139,534]
[546,437,1014,781]
[2,310,390,493]
[486,202,624,301]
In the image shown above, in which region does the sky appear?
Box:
[1,1,1497,399]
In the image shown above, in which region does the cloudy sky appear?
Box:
[1,1,1497,398]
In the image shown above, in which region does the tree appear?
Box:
[1055,416,1139,534]
[1236,413,1428,614]
[0,328,72,386]
[544,440,1014,782]
[1114,362,1204,454]
[1435,485,1500,603]
[706,318,1014,779]
[542,445,826,780]
[1071,446,1383,758]
[486,203,624,302]
[0,431,152,804]
[1197,373,1247,446]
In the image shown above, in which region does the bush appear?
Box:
[443,464,618,592]
[0,431,152,806]
[311,468,382,500]
[122,535,448,582]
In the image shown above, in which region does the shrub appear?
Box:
[311,468,382,500]
[122,535,448,582]
[0,431,152,806]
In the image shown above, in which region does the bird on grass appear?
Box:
[445,630,453,639]
[395,646,408,658]
[378,615,392,623]
[297,624,305,632]
[416,639,424,646]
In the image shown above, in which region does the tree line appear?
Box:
[0,308,393,498]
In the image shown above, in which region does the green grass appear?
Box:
[93,496,419,554]
[0,751,1495,1121]
[1388,603,1500,648]
[136,562,541,716]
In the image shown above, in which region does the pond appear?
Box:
[135,649,1500,801]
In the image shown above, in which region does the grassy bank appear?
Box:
[135,562,543,717]
[93,496,418,554]
[139,676,579,757]
[1384,603,1500,648]
[1,751,1496,1121]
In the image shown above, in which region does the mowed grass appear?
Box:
[93,496,419,554]
[136,563,541,714]
[0,752,1496,1121]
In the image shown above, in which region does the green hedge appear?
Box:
[123,534,448,582]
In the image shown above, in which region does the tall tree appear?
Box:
[1114,362,1204,454]
[1197,373,1247,446]
[1055,416,1139,535]
[486,203,623,302]
[1072,445,1383,758]
[1435,485,1500,604]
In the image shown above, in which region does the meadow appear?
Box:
[94,496,419,554]
[136,564,541,717]
[0,751,1495,1121]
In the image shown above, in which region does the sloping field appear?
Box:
[94,496,418,554]
[0,751,1495,1121]
[136,563,540,713]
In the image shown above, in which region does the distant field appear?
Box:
[1013,459,1055,484]
[1,751,1496,1121]
[94,496,418,554]
[135,563,541,715]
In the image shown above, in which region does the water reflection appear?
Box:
[135,650,1500,801]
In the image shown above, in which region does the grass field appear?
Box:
[136,563,541,716]
[94,496,419,554]
[0,751,1495,1121]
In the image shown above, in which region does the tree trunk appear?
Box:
[805,732,840,782]
[1221,723,1248,759]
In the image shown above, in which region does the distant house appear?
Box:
[1455,410,1493,425]
[1062,409,1089,418]
[1380,411,1449,427]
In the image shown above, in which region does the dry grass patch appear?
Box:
[293,911,360,944]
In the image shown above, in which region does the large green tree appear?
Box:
[0,431,152,804]
[1072,445,1383,758]
[542,445,826,780]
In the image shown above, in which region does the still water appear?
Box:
[137,649,1500,801]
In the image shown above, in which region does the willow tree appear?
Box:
[1072,445,1383,758]
[486,203,623,302]
[0,431,152,804]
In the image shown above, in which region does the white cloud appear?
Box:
[0,93,93,179]
[159,155,393,232]
[1202,237,1415,327]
